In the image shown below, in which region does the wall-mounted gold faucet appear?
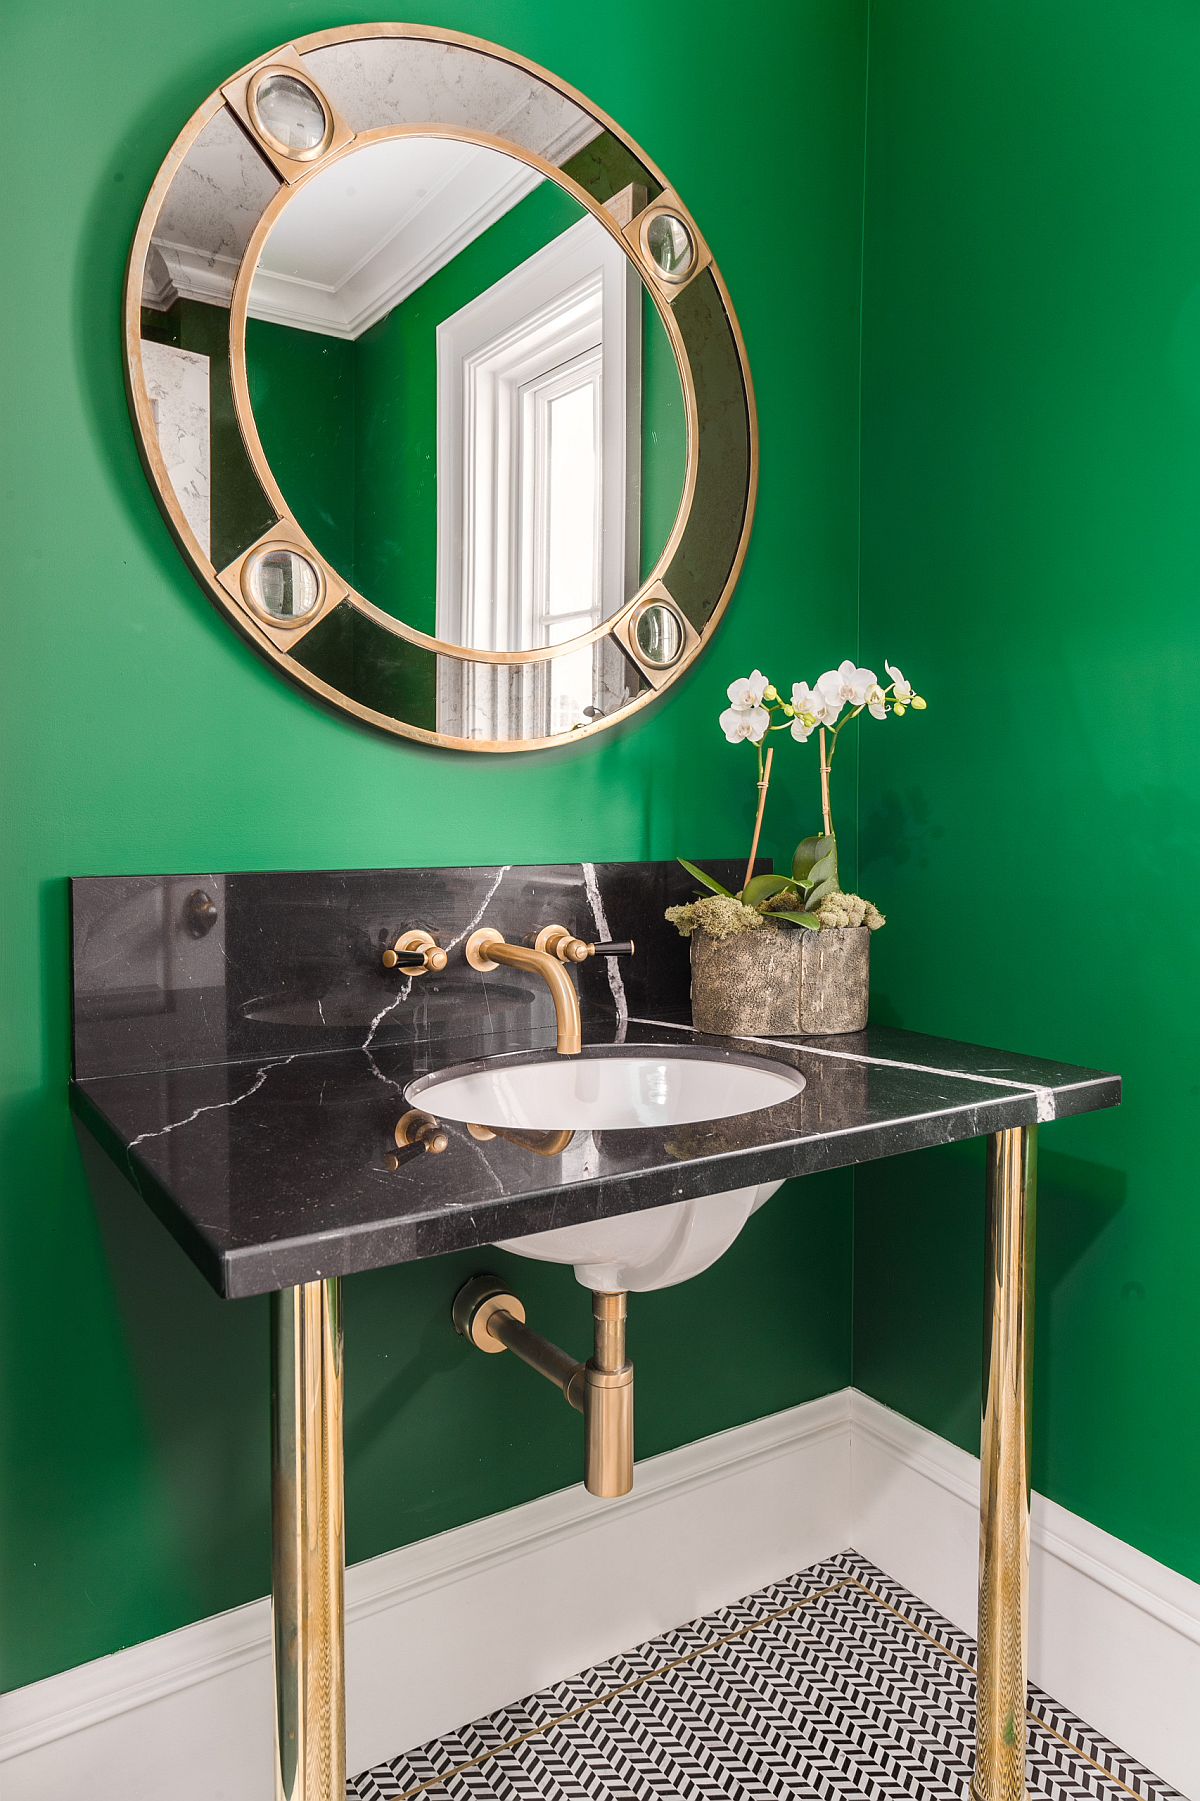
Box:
[465,924,634,1055]
[466,928,583,1054]
[452,1274,634,1498]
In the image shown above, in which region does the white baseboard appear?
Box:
[3,1388,1196,1801]
[850,1392,1200,1799]
[0,1391,852,1801]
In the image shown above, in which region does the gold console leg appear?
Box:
[972,1126,1037,1801]
[271,1281,346,1801]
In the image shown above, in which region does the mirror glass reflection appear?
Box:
[243,141,686,685]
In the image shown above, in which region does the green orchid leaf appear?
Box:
[770,909,822,929]
[677,858,732,898]
[740,873,792,907]
[806,857,836,893]
[807,877,837,907]
[792,835,827,885]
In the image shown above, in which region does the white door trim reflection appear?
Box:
[436,215,641,739]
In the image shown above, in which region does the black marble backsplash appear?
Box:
[70,861,746,1080]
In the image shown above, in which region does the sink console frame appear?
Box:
[67,863,1118,1801]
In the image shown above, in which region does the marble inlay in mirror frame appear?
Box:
[124,24,757,751]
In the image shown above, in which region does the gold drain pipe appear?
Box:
[452,1275,634,1498]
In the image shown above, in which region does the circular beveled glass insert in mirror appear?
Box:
[241,545,323,623]
[249,70,330,157]
[633,600,685,668]
[243,137,687,656]
[645,213,695,282]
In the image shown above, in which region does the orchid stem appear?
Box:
[743,746,774,892]
[818,729,834,840]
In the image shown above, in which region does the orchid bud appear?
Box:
[911,695,927,710]
[893,702,907,717]
[763,683,778,701]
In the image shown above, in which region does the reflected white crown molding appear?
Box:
[147,114,599,340]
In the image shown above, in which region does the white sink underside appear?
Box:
[410,1048,802,1293]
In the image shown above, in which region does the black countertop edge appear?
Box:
[72,1074,1052,1301]
[69,1015,1121,1303]
[72,1083,230,1296]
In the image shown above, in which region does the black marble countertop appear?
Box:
[71,1014,1119,1300]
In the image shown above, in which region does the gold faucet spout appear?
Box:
[465,930,582,1055]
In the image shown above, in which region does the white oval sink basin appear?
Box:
[409,1048,803,1131]
[407,1048,803,1293]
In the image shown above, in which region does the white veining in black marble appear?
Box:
[69,863,1121,1300]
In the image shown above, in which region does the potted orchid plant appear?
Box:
[667,658,927,1035]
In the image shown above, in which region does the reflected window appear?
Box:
[436,216,639,738]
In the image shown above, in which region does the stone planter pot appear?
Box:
[690,925,870,1037]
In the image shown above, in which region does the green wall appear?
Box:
[855,0,1200,1583]
[0,0,867,1690]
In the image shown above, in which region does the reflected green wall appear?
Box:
[856,0,1200,1582]
[0,0,867,1689]
[248,175,686,651]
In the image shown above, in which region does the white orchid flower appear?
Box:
[812,670,847,726]
[865,682,888,720]
[719,703,770,745]
[822,659,878,709]
[726,670,770,709]
[789,677,828,731]
[885,660,913,702]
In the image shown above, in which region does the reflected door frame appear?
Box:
[435,213,642,739]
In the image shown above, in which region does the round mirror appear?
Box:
[645,213,695,282]
[127,26,756,751]
[249,70,330,158]
[633,600,685,668]
[243,138,687,660]
[241,545,323,623]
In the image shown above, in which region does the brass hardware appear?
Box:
[453,1274,634,1498]
[382,929,448,975]
[534,924,591,963]
[466,1121,575,1156]
[271,1280,345,1801]
[534,924,637,964]
[452,1274,527,1353]
[125,25,758,753]
[972,1126,1037,1801]
[465,929,582,1055]
[584,1291,634,1499]
[385,1110,449,1169]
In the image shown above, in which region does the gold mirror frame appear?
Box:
[124,24,758,752]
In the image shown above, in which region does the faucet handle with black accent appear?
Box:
[381,929,448,975]
[386,1110,449,1171]
[534,924,636,964]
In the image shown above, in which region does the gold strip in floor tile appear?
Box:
[849,1578,1152,1801]
[387,1577,856,1800]
[374,1568,1158,1801]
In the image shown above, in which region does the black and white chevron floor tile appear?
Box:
[348,1550,1182,1801]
